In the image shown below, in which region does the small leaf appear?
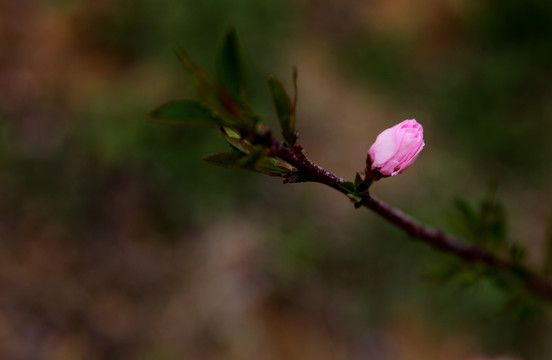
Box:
[268,75,296,146]
[478,191,507,248]
[258,156,296,175]
[448,198,478,242]
[354,173,373,193]
[244,151,267,170]
[149,100,222,126]
[175,31,257,132]
[356,178,373,193]
[202,150,263,173]
[216,27,248,106]
[175,48,203,75]
[221,126,255,154]
[202,151,247,170]
[347,193,363,203]
[291,66,298,110]
[340,181,356,194]
[175,49,217,104]
[354,173,363,187]
[290,67,298,143]
[222,126,240,138]
[203,150,293,176]
[243,149,295,176]
[454,199,478,232]
[218,127,295,175]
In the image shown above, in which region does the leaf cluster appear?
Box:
[149,27,298,177]
[340,173,373,208]
[426,259,542,320]
[450,189,523,265]
[439,189,552,313]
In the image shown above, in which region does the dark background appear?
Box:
[1,0,552,359]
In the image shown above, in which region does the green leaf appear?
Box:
[357,178,373,193]
[340,181,356,194]
[202,150,294,176]
[478,191,507,248]
[354,173,373,193]
[149,100,222,126]
[347,193,363,203]
[175,48,203,75]
[268,75,296,146]
[221,126,254,154]
[174,31,258,132]
[290,67,298,143]
[175,49,217,104]
[454,199,478,232]
[240,149,266,169]
[241,149,295,176]
[354,173,363,187]
[258,156,296,175]
[202,151,247,170]
[218,127,295,175]
[216,27,248,106]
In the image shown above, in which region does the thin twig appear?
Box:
[259,131,552,302]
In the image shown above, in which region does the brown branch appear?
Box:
[259,131,552,302]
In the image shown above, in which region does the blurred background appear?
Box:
[1,0,552,359]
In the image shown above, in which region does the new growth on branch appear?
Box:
[149,27,552,305]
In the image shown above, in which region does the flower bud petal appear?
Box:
[367,119,424,178]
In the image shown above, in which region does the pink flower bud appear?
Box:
[366,119,424,179]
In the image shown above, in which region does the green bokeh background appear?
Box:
[1,0,552,359]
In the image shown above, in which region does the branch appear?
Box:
[260,131,552,302]
[153,28,552,306]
